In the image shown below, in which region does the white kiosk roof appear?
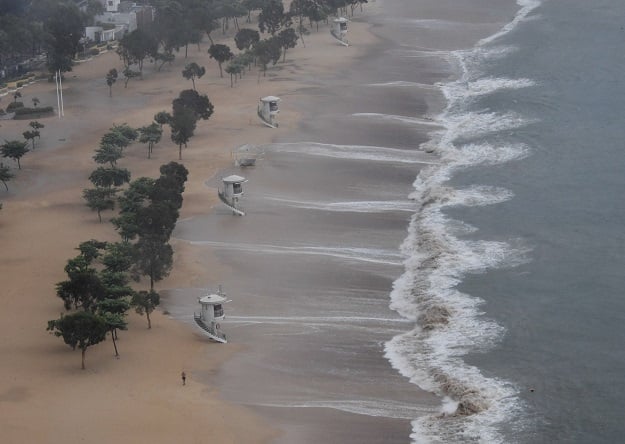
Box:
[261,96,281,102]
[199,294,228,305]
[222,174,247,183]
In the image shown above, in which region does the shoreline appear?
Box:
[0,8,381,443]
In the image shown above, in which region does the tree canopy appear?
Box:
[47,311,108,369]
[1,140,28,169]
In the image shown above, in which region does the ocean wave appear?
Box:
[266,142,439,164]
[187,240,405,266]
[386,0,542,442]
[352,112,443,127]
[256,398,437,420]
[263,196,417,213]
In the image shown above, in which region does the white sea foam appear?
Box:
[188,240,404,266]
[256,399,437,419]
[352,112,443,127]
[366,81,438,89]
[385,0,542,442]
[264,196,416,213]
[478,0,542,46]
[442,77,535,103]
[266,142,439,164]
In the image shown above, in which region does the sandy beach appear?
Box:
[0,7,381,443]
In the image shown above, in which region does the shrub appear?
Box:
[90,48,100,56]
[13,106,54,118]
[16,81,25,88]
[6,102,24,111]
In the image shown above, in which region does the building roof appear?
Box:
[222,174,247,183]
[199,294,228,305]
[261,96,281,102]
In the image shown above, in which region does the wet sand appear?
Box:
[0,8,382,443]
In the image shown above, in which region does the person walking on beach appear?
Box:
[181,371,186,386]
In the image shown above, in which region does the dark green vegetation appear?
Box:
[1,0,369,368]
[53,160,188,368]
[1,0,368,86]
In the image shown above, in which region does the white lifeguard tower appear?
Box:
[257,96,281,128]
[194,286,230,343]
[218,174,247,216]
[331,17,349,46]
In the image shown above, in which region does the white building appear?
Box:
[106,0,120,12]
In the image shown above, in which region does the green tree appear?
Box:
[242,0,266,23]
[234,28,260,51]
[181,62,205,90]
[253,37,282,77]
[138,122,163,159]
[208,43,234,78]
[83,187,116,222]
[1,140,28,169]
[27,121,43,147]
[96,298,130,357]
[86,0,106,24]
[89,167,131,189]
[131,289,160,329]
[132,239,174,291]
[170,106,197,160]
[277,27,298,62]
[29,120,44,130]
[113,177,155,241]
[44,2,85,74]
[101,124,137,151]
[258,0,289,35]
[122,66,141,88]
[47,311,108,369]
[93,143,123,167]
[174,89,215,121]
[106,68,118,97]
[23,130,40,149]
[225,62,243,87]
[55,255,106,311]
[0,162,14,191]
[154,111,172,129]
[117,29,158,74]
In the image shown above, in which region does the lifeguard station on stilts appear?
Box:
[194,286,230,343]
[257,96,281,128]
[331,17,349,46]
[218,174,247,216]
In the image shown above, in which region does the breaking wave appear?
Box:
[384,0,542,442]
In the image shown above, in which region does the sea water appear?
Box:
[391,0,625,442]
[170,0,625,442]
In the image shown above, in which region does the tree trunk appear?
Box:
[146,310,152,329]
[81,348,86,369]
[112,329,119,357]
[178,143,182,160]
[219,63,223,78]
